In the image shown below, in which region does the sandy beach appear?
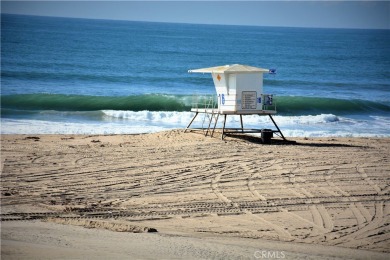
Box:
[1,130,389,259]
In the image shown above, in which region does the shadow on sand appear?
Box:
[225,133,366,148]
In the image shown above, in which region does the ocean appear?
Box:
[1,14,390,137]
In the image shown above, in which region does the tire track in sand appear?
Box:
[285,162,334,237]
[329,202,388,247]
[244,210,293,241]
[244,162,271,201]
[293,183,334,236]
[323,166,372,227]
[356,165,382,194]
[211,171,232,204]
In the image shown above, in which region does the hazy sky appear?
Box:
[1,1,389,29]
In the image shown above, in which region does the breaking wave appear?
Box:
[2,94,390,116]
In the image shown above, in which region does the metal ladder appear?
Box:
[201,96,218,137]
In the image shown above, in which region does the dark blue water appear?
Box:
[1,14,390,136]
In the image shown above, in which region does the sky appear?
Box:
[1,1,389,29]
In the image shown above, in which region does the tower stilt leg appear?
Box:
[211,113,219,137]
[268,114,286,141]
[184,112,198,133]
[205,112,215,137]
[240,115,244,133]
[221,114,227,140]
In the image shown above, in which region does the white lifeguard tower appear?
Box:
[184,64,286,142]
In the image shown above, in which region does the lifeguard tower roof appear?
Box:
[188,64,269,74]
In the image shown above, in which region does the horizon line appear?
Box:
[2,13,389,31]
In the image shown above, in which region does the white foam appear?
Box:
[2,111,390,137]
[217,114,341,126]
[102,111,341,125]
[102,110,195,124]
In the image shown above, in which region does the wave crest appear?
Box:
[2,94,389,116]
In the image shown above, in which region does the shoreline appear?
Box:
[1,130,389,258]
